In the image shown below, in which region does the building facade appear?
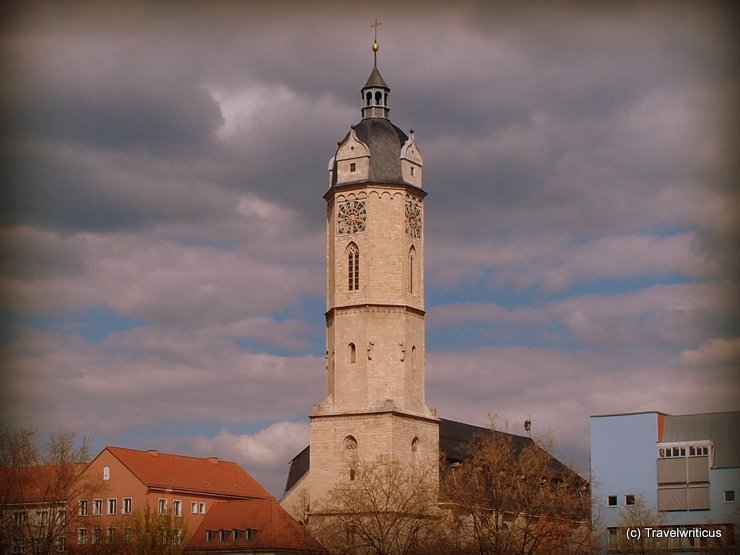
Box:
[281,39,439,517]
[591,411,739,553]
[69,446,321,554]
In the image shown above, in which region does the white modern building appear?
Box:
[591,411,739,553]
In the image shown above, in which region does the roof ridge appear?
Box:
[105,445,236,465]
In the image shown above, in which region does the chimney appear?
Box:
[207,457,219,464]
[148,450,159,457]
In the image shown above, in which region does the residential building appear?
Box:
[0,464,80,554]
[2,446,322,553]
[187,499,324,553]
[591,411,739,553]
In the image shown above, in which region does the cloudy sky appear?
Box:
[1,1,738,496]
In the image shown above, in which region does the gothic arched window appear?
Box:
[366,91,372,106]
[408,246,416,294]
[344,435,358,480]
[375,91,382,105]
[347,243,359,291]
[349,343,356,364]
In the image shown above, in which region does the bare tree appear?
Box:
[94,504,186,555]
[0,427,95,555]
[440,426,592,555]
[314,456,440,555]
[611,494,664,553]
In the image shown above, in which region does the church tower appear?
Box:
[307,32,439,507]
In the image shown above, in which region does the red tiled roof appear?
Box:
[187,499,325,553]
[104,447,270,499]
[1,464,85,504]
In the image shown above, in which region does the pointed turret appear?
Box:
[361,38,390,119]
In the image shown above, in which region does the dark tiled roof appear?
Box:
[283,445,310,495]
[282,419,581,496]
[439,418,533,462]
[105,446,270,499]
[363,65,389,90]
[332,118,409,187]
[186,499,325,553]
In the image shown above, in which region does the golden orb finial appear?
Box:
[372,41,379,53]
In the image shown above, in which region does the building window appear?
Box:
[725,490,735,502]
[607,495,617,507]
[56,537,65,553]
[108,498,117,515]
[206,530,214,543]
[92,527,101,544]
[657,441,711,511]
[347,243,359,291]
[123,527,131,543]
[107,527,115,544]
[103,466,110,480]
[411,346,417,370]
[219,530,227,543]
[173,529,182,545]
[344,435,358,452]
[92,499,102,515]
[79,500,88,516]
[349,343,356,364]
[78,529,87,545]
[625,494,635,506]
[607,528,618,549]
[35,510,49,526]
[199,502,206,514]
[409,247,416,294]
[191,501,198,514]
[173,500,182,517]
[350,162,356,172]
[158,498,167,515]
[122,497,132,514]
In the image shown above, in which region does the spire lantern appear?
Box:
[362,18,390,119]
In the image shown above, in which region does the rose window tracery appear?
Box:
[405,201,422,238]
[338,201,367,234]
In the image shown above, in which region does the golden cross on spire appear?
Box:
[371,17,381,65]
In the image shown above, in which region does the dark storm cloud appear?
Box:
[1,0,738,494]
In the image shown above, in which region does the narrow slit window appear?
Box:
[347,243,359,291]
[349,343,356,364]
[409,247,416,294]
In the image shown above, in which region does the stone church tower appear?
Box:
[282,38,440,515]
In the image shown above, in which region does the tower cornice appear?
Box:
[325,304,425,322]
[324,182,426,201]
[309,408,440,424]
